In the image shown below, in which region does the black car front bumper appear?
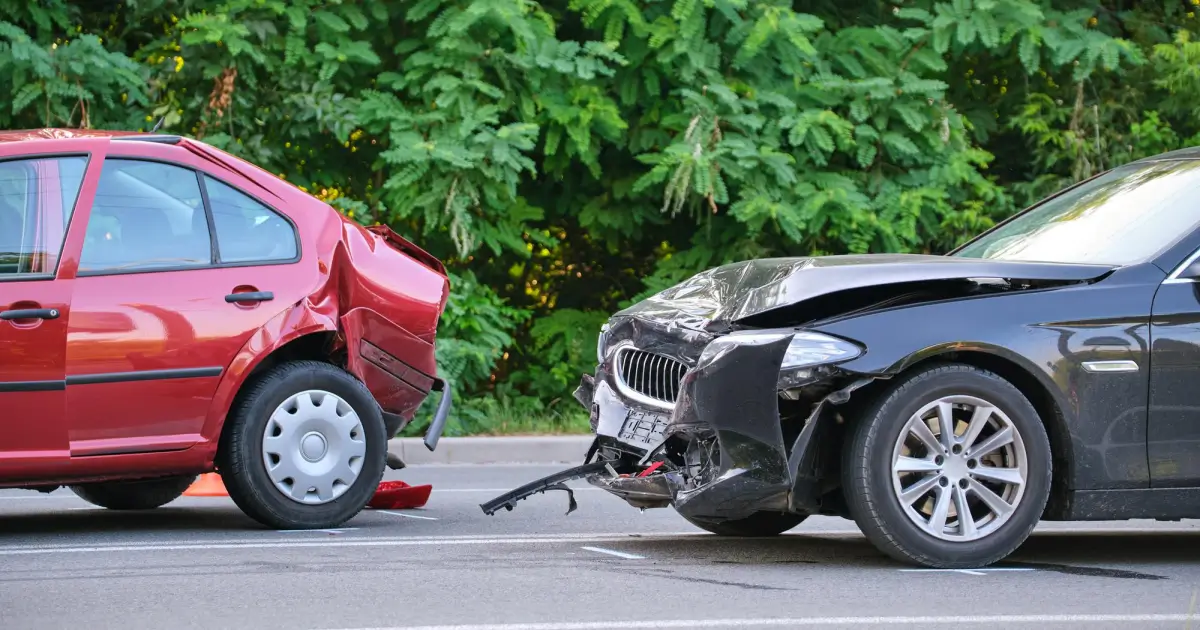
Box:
[481,321,872,523]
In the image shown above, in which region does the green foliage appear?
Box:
[433,271,529,392]
[4,0,1200,433]
[405,383,590,437]
[0,12,146,129]
[514,308,610,400]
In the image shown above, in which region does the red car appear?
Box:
[0,129,452,529]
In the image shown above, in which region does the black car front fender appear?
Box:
[809,266,1162,493]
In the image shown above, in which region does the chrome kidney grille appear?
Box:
[614,347,688,406]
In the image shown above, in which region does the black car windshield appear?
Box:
[954,159,1200,266]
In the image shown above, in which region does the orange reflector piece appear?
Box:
[183,473,228,497]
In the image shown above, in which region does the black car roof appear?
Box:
[1133,146,1200,163]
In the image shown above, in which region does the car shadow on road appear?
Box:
[600,530,1200,577]
[0,506,260,538]
[1006,530,1198,577]
[1,504,1198,581]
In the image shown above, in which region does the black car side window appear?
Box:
[203,176,298,264]
[0,156,87,279]
[80,160,213,274]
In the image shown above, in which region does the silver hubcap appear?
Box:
[890,395,1028,542]
[262,390,366,505]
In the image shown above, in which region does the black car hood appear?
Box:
[614,254,1114,333]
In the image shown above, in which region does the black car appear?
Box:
[482,149,1200,568]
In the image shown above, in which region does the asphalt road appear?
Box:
[2,464,1200,630]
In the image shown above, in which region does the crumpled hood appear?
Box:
[614,254,1114,333]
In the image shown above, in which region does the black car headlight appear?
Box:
[702,329,862,390]
[777,331,862,390]
[779,331,863,369]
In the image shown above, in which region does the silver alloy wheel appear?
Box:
[890,395,1028,542]
[262,389,366,505]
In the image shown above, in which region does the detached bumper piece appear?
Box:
[479,438,680,516]
[480,461,610,516]
[422,378,453,452]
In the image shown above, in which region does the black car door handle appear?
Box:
[225,291,274,304]
[0,308,60,321]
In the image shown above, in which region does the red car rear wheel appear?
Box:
[218,360,387,529]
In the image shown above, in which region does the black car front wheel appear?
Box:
[682,511,808,536]
[843,363,1052,568]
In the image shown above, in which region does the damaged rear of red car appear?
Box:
[0,129,450,529]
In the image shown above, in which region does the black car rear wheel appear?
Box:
[218,360,387,530]
[682,511,808,536]
[843,363,1052,568]
[70,475,196,510]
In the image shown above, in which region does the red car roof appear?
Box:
[0,128,156,143]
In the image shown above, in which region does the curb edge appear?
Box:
[387,435,593,465]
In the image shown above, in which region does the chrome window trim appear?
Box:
[1164,246,1200,284]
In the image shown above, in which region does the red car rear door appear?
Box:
[0,150,95,479]
[64,142,308,457]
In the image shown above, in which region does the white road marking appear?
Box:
[900,568,1036,576]
[0,532,706,556]
[317,614,1197,629]
[384,463,590,469]
[580,546,645,560]
[414,488,601,493]
[0,524,1196,558]
[277,528,358,534]
[0,488,600,499]
[379,510,439,521]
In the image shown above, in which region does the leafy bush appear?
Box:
[512,309,610,401]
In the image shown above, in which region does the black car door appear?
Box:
[1148,251,1200,487]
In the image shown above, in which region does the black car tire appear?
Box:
[843,363,1052,568]
[69,475,196,510]
[682,511,808,536]
[218,360,387,530]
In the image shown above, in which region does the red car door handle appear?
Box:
[0,308,60,321]
[225,291,274,304]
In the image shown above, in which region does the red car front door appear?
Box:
[0,153,93,479]
[64,149,306,457]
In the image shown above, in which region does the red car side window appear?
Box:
[79,159,213,274]
[203,175,298,264]
[0,156,87,279]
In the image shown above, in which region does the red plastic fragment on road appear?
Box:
[367,480,432,509]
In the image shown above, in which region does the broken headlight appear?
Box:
[777,330,862,390]
[707,330,862,391]
[780,331,862,369]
